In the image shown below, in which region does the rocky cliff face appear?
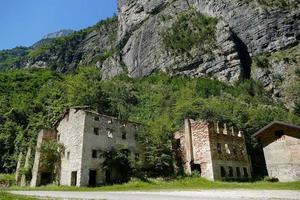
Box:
[117,0,300,83]
[0,0,299,105]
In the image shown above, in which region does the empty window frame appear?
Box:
[220,166,226,177]
[243,167,249,178]
[228,166,233,177]
[232,145,237,155]
[66,151,70,160]
[94,116,100,121]
[274,130,284,139]
[225,144,231,154]
[122,131,127,140]
[107,129,113,138]
[217,143,222,154]
[93,127,99,135]
[236,167,241,178]
[175,139,181,149]
[92,150,98,158]
[240,146,245,156]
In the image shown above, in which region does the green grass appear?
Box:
[0,192,38,200]
[0,174,15,187]
[6,177,300,191]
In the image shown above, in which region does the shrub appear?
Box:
[0,174,15,187]
[99,147,133,184]
[253,55,271,69]
[161,9,218,56]
[263,176,279,182]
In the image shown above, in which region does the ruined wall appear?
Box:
[58,109,86,187]
[208,122,251,180]
[190,121,214,180]
[30,129,57,187]
[80,111,140,186]
[263,134,300,182]
[174,119,251,181]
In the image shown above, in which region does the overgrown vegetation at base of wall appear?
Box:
[0,68,300,177]
[0,174,15,188]
[7,177,300,191]
[161,10,218,56]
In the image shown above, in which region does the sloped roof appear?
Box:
[253,121,300,139]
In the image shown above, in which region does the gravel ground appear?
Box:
[9,190,300,200]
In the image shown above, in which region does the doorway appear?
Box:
[105,170,111,184]
[40,172,52,186]
[89,170,97,186]
[71,171,77,186]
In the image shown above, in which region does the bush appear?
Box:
[0,174,15,187]
[161,9,218,56]
[253,55,271,69]
[263,176,279,182]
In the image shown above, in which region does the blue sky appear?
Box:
[0,0,117,50]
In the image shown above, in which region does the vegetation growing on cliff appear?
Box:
[161,10,218,56]
[251,43,300,113]
[1,67,300,176]
[0,16,118,71]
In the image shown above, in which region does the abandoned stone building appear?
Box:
[29,107,140,187]
[173,119,252,181]
[254,121,300,182]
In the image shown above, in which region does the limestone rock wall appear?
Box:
[117,0,300,83]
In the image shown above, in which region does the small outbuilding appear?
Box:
[254,121,300,182]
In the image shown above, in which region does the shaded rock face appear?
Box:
[117,0,300,83]
[251,43,300,108]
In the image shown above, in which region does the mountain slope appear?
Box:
[0,0,299,105]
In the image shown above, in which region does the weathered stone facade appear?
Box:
[30,129,57,187]
[254,121,300,182]
[31,107,140,187]
[174,119,251,181]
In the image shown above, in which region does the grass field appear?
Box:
[6,177,300,191]
[0,191,37,200]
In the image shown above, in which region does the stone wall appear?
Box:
[56,108,140,187]
[173,119,251,181]
[190,121,214,180]
[80,111,140,186]
[263,134,300,182]
[208,122,251,180]
[30,129,57,187]
[57,109,86,187]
